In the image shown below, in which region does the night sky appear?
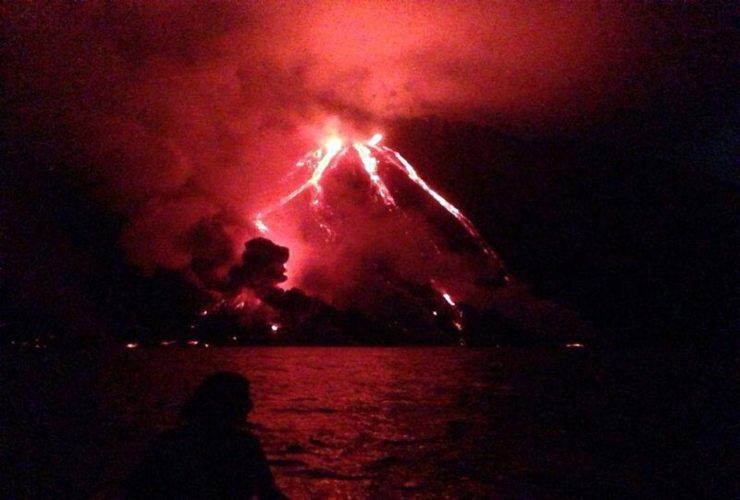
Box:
[1,1,737,344]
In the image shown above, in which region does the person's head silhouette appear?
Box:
[128,372,285,499]
[180,372,253,426]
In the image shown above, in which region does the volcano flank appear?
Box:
[193,136,529,345]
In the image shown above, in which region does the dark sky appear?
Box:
[1,1,737,342]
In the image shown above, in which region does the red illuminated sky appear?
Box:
[1,1,735,337]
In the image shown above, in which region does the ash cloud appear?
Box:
[225,238,288,297]
[183,214,239,286]
[2,1,734,305]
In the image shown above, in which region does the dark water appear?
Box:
[2,346,736,499]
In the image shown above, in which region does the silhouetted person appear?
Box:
[126,372,286,499]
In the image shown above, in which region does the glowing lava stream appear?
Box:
[354,143,395,206]
[377,146,494,257]
[255,137,344,228]
[254,134,494,257]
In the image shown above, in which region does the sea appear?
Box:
[1,346,735,499]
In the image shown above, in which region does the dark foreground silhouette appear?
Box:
[126,372,286,499]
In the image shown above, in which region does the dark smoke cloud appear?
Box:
[2,0,733,286]
[183,213,240,286]
[226,238,288,296]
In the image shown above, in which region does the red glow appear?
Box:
[384,148,495,257]
[247,131,506,332]
[254,136,346,230]
[255,219,269,234]
[354,143,395,206]
[324,136,343,155]
[367,133,383,146]
[254,133,495,257]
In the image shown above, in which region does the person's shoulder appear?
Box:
[221,427,264,456]
[145,425,201,452]
[153,426,192,442]
[232,427,261,445]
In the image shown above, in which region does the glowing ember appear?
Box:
[566,342,586,349]
[126,342,139,349]
[367,133,383,146]
[325,136,343,155]
[255,219,269,233]
[442,292,456,306]
[270,324,280,332]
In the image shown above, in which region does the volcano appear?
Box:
[248,134,510,341]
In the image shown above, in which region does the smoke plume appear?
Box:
[3,1,732,313]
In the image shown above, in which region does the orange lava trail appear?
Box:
[254,135,497,262]
[378,146,495,257]
[255,144,343,232]
[354,143,396,206]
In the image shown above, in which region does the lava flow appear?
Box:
[250,132,508,338]
[255,134,495,257]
